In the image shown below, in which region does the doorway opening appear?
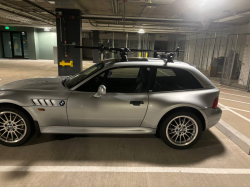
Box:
[1,31,29,59]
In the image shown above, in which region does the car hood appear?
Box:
[0,77,68,91]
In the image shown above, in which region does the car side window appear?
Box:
[105,67,149,93]
[76,72,106,92]
[153,68,203,92]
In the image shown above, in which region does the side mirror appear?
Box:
[94,85,106,98]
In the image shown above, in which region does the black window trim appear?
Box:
[69,62,105,90]
[150,66,205,93]
[75,66,152,93]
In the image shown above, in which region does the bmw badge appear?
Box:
[59,100,65,106]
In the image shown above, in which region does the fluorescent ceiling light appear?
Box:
[44,27,50,31]
[138,28,145,34]
[48,0,55,4]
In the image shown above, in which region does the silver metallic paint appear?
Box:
[0,59,222,134]
[141,88,221,129]
[40,126,156,134]
[67,92,148,127]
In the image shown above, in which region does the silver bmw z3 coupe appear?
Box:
[0,58,222,149]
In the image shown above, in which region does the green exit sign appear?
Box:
[5,26,9,30]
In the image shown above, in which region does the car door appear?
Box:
[67,66,149,127]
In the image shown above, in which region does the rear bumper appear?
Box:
[202,107,222,130]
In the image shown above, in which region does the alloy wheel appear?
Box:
[166,115,198,146]
[0,111,27,143]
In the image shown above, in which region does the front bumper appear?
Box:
[202,107,222,130]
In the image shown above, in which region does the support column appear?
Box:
[138,34,141,57]
[27,28,39,60]
[112,31,115,58]
[56,8,82,76]
[125,33,128,48]
[92,30,100,63]
[149,34,155,57]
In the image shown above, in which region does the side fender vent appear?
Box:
[31,99,65,107]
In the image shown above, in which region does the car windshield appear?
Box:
[64,62,104,89]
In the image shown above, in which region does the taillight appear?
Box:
[212,97,219,108]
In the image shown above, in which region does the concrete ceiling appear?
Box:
[0,0,249,34]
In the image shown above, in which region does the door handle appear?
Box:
[130,101,144,106]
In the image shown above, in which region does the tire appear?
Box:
[160,111,202,149]
[0,106,32,147]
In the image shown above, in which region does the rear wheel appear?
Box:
[160,112,202,149]
[0,107,32,146]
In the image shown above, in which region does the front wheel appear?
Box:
[0,106,32,146]
[160,112,202,149]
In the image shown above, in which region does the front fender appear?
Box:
[0,90,33,107]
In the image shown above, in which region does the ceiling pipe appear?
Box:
[0,12,32,24]
[82,22,198,33]
[0,7,54,26]
[169,0,203,18]
[2,0,52,21]
[0,7,32,22]
[81,15,201,24]
[82,23,230,34]
[213,9,250,22]
[85,22,196,30]
[0,23,54,28]
[0,2,54,25]
[22,0,56,17]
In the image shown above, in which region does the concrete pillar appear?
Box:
[112,31,115,58]
[0,31,3,58]
[125,33,128,48]
[149,34,155,57]
[138,34,141,57]
[239,21,250,87]
[56,8,82,76]
[92,30,99,63]
[27,28,39,60]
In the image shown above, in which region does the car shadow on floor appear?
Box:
[0,129,225,179]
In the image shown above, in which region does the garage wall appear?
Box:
[182,22,250,88]
[0,27,38,59]
[82,38,93,59]
[0,27,57,60]
[36,29,57,60]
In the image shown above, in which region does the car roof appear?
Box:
[103,58,193,69]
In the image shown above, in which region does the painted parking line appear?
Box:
[0,166,250,174]
[220,98,250,105]
[227,107,250,113]
[220,92,250,99]
[211,82,241,91]
[219,103,250,123]
[212,83,221,86]
[218,87,240,91]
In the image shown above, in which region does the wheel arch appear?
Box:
[0,102,35,126]
[156,106,206,134]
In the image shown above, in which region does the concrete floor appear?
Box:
[210,81,250,139]
[0,59,250,187]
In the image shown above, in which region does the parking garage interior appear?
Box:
[0,0,250,186]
